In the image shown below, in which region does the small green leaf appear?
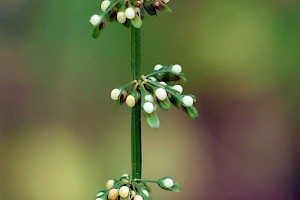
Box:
[144,112,160,129]
[157,96,171,110]
[171,183,181,192]
[160,4,172,13]
[186,106,199,119]
[130,15,143,28]
[92,25,100,39]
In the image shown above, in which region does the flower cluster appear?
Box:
[89,0,172,38]
[96,174,180,200]
[110,64,199,128]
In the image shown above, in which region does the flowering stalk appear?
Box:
[131,26,142,180]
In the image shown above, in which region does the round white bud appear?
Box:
[125,7,135,19]
[154,64,163,71]
[96,192,104,197]
[162,0,170,3]
[143,102,154,114]
[119,186,130,198]
[96,198,103,200]
[111,88,121,100]
[148,77,157,82]
[90,14,101,26]
[155,88,167,101]
[134,195,143,200]
[108,188,119,200]
[163,178,174,188]
[126,95,136,108]
[182,96,194,107]
[117,12,126,23]
[105,179,115,189]
[159,81,167,86]
[172,64,182,74]
[142,190,149,197]
[122,173,129,177]
[145,95,154,103]
[131,190,136,198]
[101,0,111,11]
[172,84,183,94]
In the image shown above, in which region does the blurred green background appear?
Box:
[1,0,300,199]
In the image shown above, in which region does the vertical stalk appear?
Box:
[131,25,142,179]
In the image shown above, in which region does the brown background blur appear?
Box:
[1,0,300,199]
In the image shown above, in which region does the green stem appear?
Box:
[131,25,142,179]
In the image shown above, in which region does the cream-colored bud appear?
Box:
[126,95,136,107]
[134,195,143,200]
[172,64,182,73]
[101,0,110,11]
[154,64,163,71]
[117,12,126,23]
[155,88,167,101]
[172,85,183,94]
[142,190,149,197]
[108,189,119,200]
[182,96,194,107]
[125,7,135,19]
[90,14,101,26]
[163,178,174,188]
[119,186,130,198]
[145,95,154,103]
[111,88,121,100]
[143,102,154,114]
[105,179,115,189]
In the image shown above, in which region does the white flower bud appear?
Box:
[142,190,149,197]
[111,88,121,100]
[163,178,174,188]
[145,95,154,103]
[119,186,130,198]
[154,64,163,71]
[159,81,167,86]
[108,188,119,200]
[125,7,135,19]
[105,179,115,189]
[172,84,183,94]
[134,195,143,200]
[96,192,104,197]
[101,0,111,11]
[182,96,194,107]
[117,12,126,23]
[172,64,182,74]
[126,95,136,107]
[131,190,136,198]
[148,77,157,82]
[122,173,129,177]
[143,102,154,114]
[162,0,170,3]
[90,14,101,26]
[155,88,167,101]
[96,198,103,200]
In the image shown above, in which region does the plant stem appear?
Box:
[131,25,142,179]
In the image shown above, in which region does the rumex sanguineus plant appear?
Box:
[89,0,199,199]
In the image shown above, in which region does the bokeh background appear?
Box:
[1,0,300,199]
